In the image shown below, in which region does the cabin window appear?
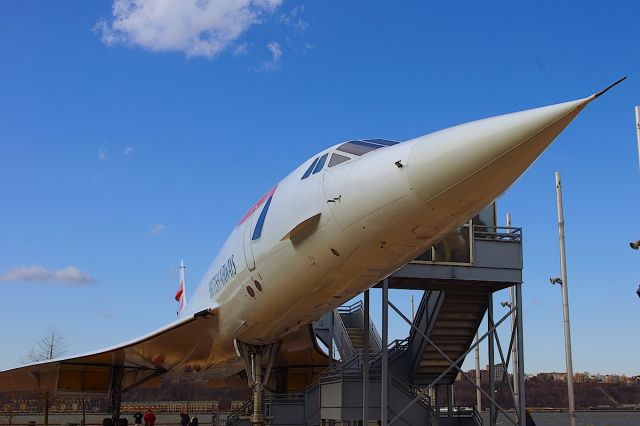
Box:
[328,153,351,167]
[301,157,319,180]
[312,153,328,174]
[252,196,273,240]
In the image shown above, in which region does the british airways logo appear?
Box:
[208,255,237,299]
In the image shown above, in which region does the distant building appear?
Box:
[603,375,626,384]
[574,373,589,383]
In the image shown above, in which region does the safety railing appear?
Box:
[473,225,522,241]
[337,300,362,315]
[365,338,408,369]
[265,392,306,405]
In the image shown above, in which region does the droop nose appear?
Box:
[407,96,592,219]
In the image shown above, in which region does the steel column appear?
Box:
[475,332,481,413]
[487,293,495,426]
[516,283,526,426]
[507,213,520,409]
[363,289,370,425]
[510,285,519,408]
[381,279,389,425]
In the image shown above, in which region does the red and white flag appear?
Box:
[175,259,186,315]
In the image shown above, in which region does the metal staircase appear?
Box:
[314,301,382,360]
[228,211,523,425]
[408,290,488,385]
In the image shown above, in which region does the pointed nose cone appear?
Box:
[408,95,592,219]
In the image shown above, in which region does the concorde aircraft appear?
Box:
[0,78,624,422]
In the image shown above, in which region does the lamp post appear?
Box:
[553,171,576,426]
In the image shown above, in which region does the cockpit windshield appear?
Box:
[301,139,400,180]
[337,139,398,156]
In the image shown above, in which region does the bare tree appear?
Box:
[0,401,15,426]
[23,328,68,426]
[24,328,68,363]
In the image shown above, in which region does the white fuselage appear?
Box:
[177,95,592,377]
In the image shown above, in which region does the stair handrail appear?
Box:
[369,338,409,368]
[320,349,363,381]
[369,315,383,350]
[471,405,483,425]
[409,290,431,341]
[331,309,357,359]
[224,399,252,426]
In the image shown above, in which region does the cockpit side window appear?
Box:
[312,153,328,174]
[301,157,319,180]
[328,153,351,167]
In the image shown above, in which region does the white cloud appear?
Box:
[95,0,283,59]
[257,41,282,71]
[122,146,134,155]
[278,5,307,33]
[1,265,96,286]
[97,148,108,161]
[233,42,249,56]
[151,223,166,235]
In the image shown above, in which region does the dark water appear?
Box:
[487,411,640,426]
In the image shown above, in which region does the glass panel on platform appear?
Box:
[414,247,433,261]
[472,203,496,234]
[433,224,471,263]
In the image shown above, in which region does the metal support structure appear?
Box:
[555,171,576,426]
[475,333,481,413]
[81,398,86,426]
[235,340,280,425]
[330,310,335,362]
[507,213,520,407]
[109,365,124,422]
[387,300,520,426]
[487,294,495,426]
[381,279,389,425]
[509,285,519,405]
[363,289,370,424]
[44,390,49,426]
[252,350,263,425]
[516,283,526,425]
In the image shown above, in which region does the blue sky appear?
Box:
[0,1,639,376]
